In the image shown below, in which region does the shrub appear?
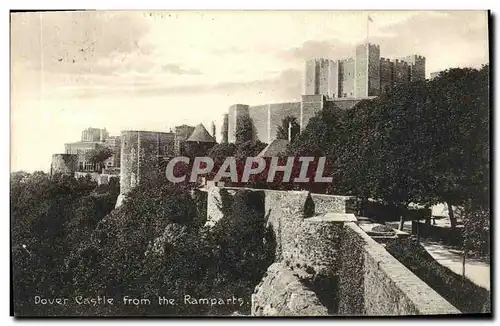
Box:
[385,237,490,313]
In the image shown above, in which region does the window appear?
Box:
[343,93,347,97]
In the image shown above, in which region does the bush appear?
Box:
[462,204,490,257]
[11,171,118,316]
[385,237,490,313]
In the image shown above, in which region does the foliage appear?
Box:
[221,114,229,143]
[276,115,300,142]
[85,145,114,165]
[386,237,490,313]
[235,140,267,159]
[462,200,490,256]
[32,177,274,316]
[286,65,489,226]
[11,171,119,316]
[235,114,255,144]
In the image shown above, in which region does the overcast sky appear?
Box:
[11,10,489,172]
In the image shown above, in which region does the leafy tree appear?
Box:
[11,171,116,316]
[235,140,267,159]
[276,116,300,142]
[236,114,255,144]
[85,145,114,172]
[423,65,489,228]
[287,106,346,194]
[221,114,229,143]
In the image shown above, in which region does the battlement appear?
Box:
[340,57,354,63]
[393,59,409,66]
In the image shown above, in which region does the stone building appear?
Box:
[184,123,216,157]
[304,42,425,98]
[119,130,176,195]
[65,128,121,172]
[227,42,425,144]
[174,125,196,156]
[227,96,374,144]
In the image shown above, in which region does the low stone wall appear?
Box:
[204,186,460,316]
[339,222,461,316]
[310,193,358,215]
[204,186,355,229]
[252,262,329,316]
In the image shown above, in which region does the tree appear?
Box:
[85,145,113,172]
[221,114,229,143]
[287,106,346,194]
[276,116,300,142]
[235,114,255,144]
[10,171,115,316]
[423,65,489,228]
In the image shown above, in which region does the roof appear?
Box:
[257,139,290,157]
[185,124,216,143]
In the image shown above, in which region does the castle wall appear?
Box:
[325,97,370,111]
[174,125,195,156]
[228,104,250,143]
[393,59,410,85]
[119,130,175,196]
[304,60,318,95]
[317,59,331,97]
[248,104,270,143]
[380,58,394,93]
[403,55,426,82]
[339,59,355,98]
[338,222,460,315]
[268,102,301,142]
[355,44,369,97]
[355,43,380,98]
[202,187,460,316]
[50,154,78,175]
[328,60,340,98]
[367,45,381,96]
[300,95,325,132]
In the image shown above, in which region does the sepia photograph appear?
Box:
[10,10,491,317]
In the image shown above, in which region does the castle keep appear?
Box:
[304,43,425,97]
[226,43,425,144]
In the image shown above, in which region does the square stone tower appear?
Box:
[355,43,381,97]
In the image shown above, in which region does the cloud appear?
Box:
[51,68,303,103]
[279,39,355,62]
[161,64,203,75]
[11,11,153,76]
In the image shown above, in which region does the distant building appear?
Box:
[185,123,216,157]
[65,127,120,172]
[174,125,196,156]
[81,127,109,142]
